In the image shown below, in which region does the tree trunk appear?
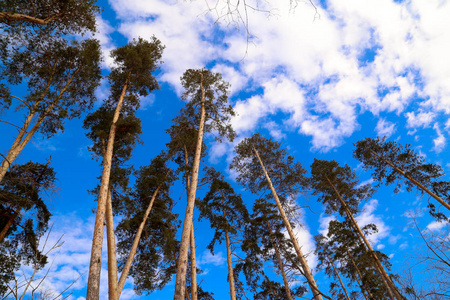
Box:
[117,182,163,297]
[173,252,191,300]
[0,70,77,184]
[174,73,206,300]
[252,146,325,300]
[106,191,118,300]
[86,79,129,300]
[0,11,65,25]
[325,253,350,300]
[190,225,198,300]
[0,207,20,242]
[266,220,293,300]
[325,175,404,300]
[369,149,450,212]
[347,250,373,300]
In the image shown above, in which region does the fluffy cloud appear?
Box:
[355,199,391,246]
[375,118,396,138]
[103,0,450,151]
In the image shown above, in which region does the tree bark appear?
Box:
[106,191,118,300]
[117,182,163,297]
[86,79,129,300]
[0,69,77,184]
[347,250,373,300]
[190,225,198,300]
[266,220,293,300]
[174,73,206,300]
[325,175,404,300]
[325,253,350,300]
[369,149,450,212]
[0,11,65,25]
[252,146,325,300]
[0,207,20,242]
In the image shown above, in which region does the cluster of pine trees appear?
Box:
[0,1,449,300]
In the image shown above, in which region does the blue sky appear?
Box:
[3,0,450,299]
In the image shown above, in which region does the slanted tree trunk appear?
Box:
[106,191,118,300]
[0,207,20,242]
[369,149,450,212]
[86,79,129,300]
[252,146,325,300]
[325,175,404,300]
[325,254,350,300]
[174,74,206,300]
[347,250,373,300]
[266,220,293,300]
[0,11,65,25]
[117,182,163,298]
[0,70,77,183]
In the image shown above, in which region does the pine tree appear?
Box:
[198,168,250,300]
[115,153,178,296]
[230,133,325,300]
[0,38,101,183]
[0,161,55,295]
[173,68,235,300]
[354,137,450,220]
[310,159,404,300]
[85,37,164,300]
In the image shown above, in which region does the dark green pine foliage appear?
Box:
[250,198,307,299]
[310,159,375,217]
[115,153,179,294]
[0,161,55,295]
[0,0,100,61]
[354,137,450,221]
[230,133,308,201]
[198,167,249,299]
[198,167,249,255]
[83,105,142,203]
[0,37,102,182]
[316,219,396,300]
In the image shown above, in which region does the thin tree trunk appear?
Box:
[218,194,237,300]
[174,73,206,300]
[252,146,325,300]
[347,250,373,300]
[106,191,118,300]
[325,175,404,300]
[117,182,163,297]
[369,149,450,212]
[325,253,350,300]
[0,11,64,25]
[266,220,293,300]
[0,207,20,242]
[87,79,129,300]
[190,225,198,300]
[0,69,77,183]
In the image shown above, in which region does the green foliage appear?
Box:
[230,133,308,201]
[354,137,450,221]
[198,167,249,254]
[310,159,375,216]
[106,36,164,112]
[2,37,102,137]
[115,153,179,294]
[180,68,236,143]
[0,161,55,295]
[315,219,396,300]
[0,0,99,34]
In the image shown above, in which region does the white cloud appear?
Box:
[432,123,446,153]
[405,110,435,128]
[355,199,391,246]
[318,214,337,237]
[426,220,447,231]
[375,118,396,138]
[198,250,226,266]
[98,0,450,151]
